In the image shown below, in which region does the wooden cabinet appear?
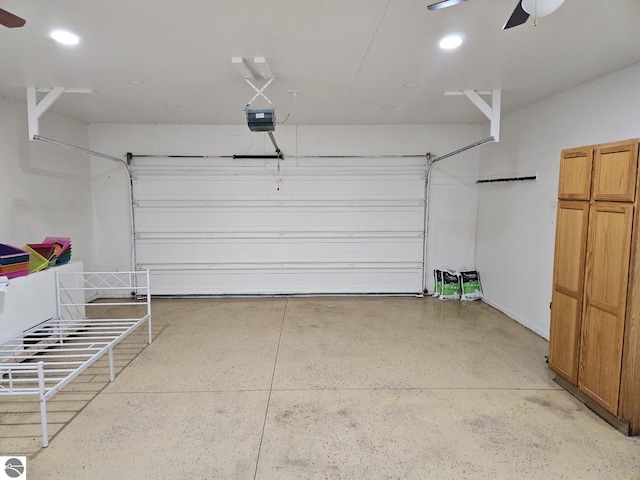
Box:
[580,203,633,414]
[550,139,640,435]
[592,142,638,202]
[558,147,593,201]
[549,201,589,383]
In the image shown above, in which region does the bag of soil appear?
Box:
[439,269,461,300]
[432,269,443,297]
[459,269,483,301]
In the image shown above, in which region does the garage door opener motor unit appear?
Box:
[247,108,275,132]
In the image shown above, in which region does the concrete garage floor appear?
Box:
[6,297,640,479]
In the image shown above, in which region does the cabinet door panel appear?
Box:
[593,141,638,202]
[558,148,593,200]
[549,201,589,383]
[580,305,625,414]
[579,203,633,414]
[550,292,581,382]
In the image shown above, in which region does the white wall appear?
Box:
[88,123,482,286]
[0,97,95,269]
[476,63,640,339]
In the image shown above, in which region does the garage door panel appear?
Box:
[133,176,425,200]
[132,157,427,294]
[148,267,424,296]
[136,237,424,264]
[134,206,423,232]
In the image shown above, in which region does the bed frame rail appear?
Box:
[0,270,151,447]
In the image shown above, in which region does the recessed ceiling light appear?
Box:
[439,34,463,50]
[382,105,397,110]
[403,83,420,88]
[165,104,179,108]
[127,80,146,86]
[50,30,79,45]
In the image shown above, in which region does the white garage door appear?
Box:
[132,156,426,295]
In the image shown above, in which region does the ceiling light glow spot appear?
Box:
[439,35,463,50]
[382,105,397,110]
[50,30,79,45]
[127,80,146,86]
[403,83,420,88]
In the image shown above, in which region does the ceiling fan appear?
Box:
[427,0,565,29]
[0,6,26,28]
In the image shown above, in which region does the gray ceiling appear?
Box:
[1,0,639,126]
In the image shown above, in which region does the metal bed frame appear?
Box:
[0,270,151,447]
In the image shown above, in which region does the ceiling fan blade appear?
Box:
[0,8,26,28]
[503,0,529,29]
[427,0,467,11]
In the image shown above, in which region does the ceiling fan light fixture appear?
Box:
[521,0,565,18]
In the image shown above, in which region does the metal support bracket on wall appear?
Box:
[444,89,502,142]
[26,87,93,140]
[27,87,65,139]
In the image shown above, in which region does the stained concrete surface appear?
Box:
[1,297,639,479]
